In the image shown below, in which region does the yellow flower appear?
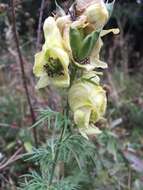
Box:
[68,72,107,132]
[76,0,103,14]
[76,0,109,30]
[33,17,70,89]
[83,1,109,30]
[56,15,72,53]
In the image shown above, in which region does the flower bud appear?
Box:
[83,2,109,30]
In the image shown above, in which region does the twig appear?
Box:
[10,0,38,147]
[36,0,45,51]
[0,147,23,171]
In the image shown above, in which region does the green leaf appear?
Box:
[78,31,100,61]
[24,142,33,153]
[70,27,100,61]
[106,0,115,17]
[70,27,83,60]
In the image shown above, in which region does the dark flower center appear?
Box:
[44,57,64,77]
[79,57,90,65]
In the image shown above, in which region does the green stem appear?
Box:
[49,124,66,186]
[49,62,77,186]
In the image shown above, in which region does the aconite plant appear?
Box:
[19,0,119,189]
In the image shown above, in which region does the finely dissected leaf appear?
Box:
[78,31,100,61]
[30,107,68,130]
[19,171,80,190]
[52,178,80,190]
[59,134,96,168]
[18,171,48,190]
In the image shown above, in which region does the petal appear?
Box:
[50,72,70,88]
[48,47,70,87]
[56,15,71,33]
[90,86,107,121]
[90,85,106,107]
[36,72,70,89]
[84,2,109,29]
[79,125,102,139]
[50,47,69,68]
[74,107,91,128]
[90,58,108,69]
[76,0,103,13]
[71,15,87,28]
[90,38,108,69]
[33,51,45,77]
[74,60,96,71]
[56,16,72,53]
[36,72,50,89]
[91,38,103,58]
[81,71,101,85]
[63,26,71,53]
[68,82,92,111]
[68,81,107,127]
[43,17,63,48]
[74,58,107,71]
[100,28,120,37]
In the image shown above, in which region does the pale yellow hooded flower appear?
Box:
[33,17,70,89]
[68,72,107,137]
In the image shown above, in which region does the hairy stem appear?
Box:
[10,0,38,147]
